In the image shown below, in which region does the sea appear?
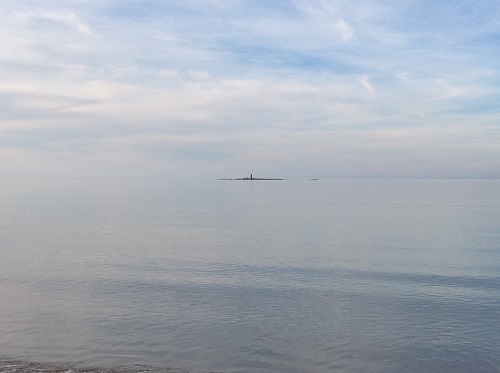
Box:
[0,178,499,373]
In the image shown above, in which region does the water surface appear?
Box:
[1,178,499,372]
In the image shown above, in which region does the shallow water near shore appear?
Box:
[1,178,499,372]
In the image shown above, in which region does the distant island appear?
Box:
[220,173,285,181]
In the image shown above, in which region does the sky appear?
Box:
[1,0,499,179]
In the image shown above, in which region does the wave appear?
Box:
[0,358,211,373]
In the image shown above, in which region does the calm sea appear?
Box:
[1,178,499,373]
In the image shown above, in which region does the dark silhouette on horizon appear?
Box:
[220,173,284,181]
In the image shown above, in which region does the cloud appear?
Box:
[295,0,355,43]
[0,1,499,178]
[14,9,91,34]
[359,75,375,94]
[159,68,180,78]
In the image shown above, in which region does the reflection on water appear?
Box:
[0,178,499,372]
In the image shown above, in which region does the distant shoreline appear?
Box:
[219,178,285,180]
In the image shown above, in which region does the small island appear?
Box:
[220,173,285,181]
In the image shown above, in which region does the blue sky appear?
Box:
[1,0,499,178]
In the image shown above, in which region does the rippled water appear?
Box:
[1,178,499,372]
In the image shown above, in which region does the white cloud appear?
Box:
[188,70,211,80]
[159,68,180,78]
[0,1,499,178]
[14,9,91,34]
[295,0,354,43]
[359,75,375,94]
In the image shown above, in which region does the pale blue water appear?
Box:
[0,178,499,372]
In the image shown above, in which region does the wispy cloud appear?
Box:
[14,9,91,34]
[0,1,499,178]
